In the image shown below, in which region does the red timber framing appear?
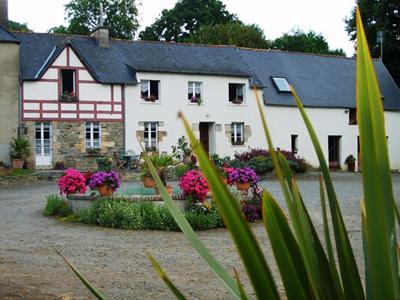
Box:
[22,46,124,122]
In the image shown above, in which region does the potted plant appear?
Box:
[171,136,192,163]
[10,137,31,169]
[140,154,174,192]
[190,96,202,105]
[231,98,243,104]
[96,156,112,172]
[59,91,78,103]
[86,148,101,157]
[345,154,357,172]
[58,168,87,195]
[89,171,121,197]
[144,95,157,102]
[179,170,209,202]
[230,167,258,191]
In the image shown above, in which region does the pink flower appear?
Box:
[58,168,87,195]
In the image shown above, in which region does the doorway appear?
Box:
[35,122,52,166]
[199,122,215,154]
[357,136,361,172]
[328,135,341,170]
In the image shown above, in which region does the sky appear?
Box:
[8,0,357,56]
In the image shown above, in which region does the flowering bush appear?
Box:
[241,202,261,223]
[179,170,209,202]
[96,156,113,172]
[58,168,87,195]
[222,167,237,185]
[89,171,121,190]
[229,167,258,184]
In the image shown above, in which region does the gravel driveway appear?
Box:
[1,174,399,299]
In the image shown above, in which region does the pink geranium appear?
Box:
[58,168,87,195]
[179,170,209,202]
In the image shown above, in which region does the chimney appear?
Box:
[90,3,109,48]
[90,27,109,48]
[0,0,8,28]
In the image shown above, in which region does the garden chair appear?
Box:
[113,151,127,170]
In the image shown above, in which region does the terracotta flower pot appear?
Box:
[143,176,156,188]
[221,176,228,185]
[99,184,114,197]
[236,182,251,191]
[155,185,174,195]
[11,159,24,170]
[347,161,356,172]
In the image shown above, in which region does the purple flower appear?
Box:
[229,167,258,183]
[89,171,121,190]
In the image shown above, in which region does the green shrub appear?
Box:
[43,194,71,217]
[247,156,273,174]
[174,164,190,179]
[77,199,223,231]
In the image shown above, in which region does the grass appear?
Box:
[1,169,35,177]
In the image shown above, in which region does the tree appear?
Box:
[8,20,30,32]
[139,0,238,42]
[63,0,139,39]
[272,29,346,56]
[48,25,69,34]
[187,22,271,49]
[345,1,400,85]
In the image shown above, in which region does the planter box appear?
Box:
[67,193,189,215]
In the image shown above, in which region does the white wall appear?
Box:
[125,72,400,170]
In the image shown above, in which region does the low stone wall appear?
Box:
[67,193,188,214]
[0,174,38,185]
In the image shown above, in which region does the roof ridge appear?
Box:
[11,30,94,39]
[238,46,356,60]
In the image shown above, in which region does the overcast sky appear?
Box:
[9,0,356,56]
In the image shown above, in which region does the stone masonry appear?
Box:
[22,121,123,170]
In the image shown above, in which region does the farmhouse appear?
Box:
[0,22,399,170]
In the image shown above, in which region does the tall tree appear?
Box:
[63,0,139,39]
[139,0,238,42]
[272,29,346,56]
[8,20,30,32]
[345,1,400,85]
[188,22,271,49]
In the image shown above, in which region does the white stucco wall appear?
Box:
[125,72,400,170]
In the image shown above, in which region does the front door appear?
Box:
[328,135,341,170]
[35,122,52,166]
[199,122,209,154]
[357,136,362,172]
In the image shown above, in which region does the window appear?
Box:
[144,122,158,150]
[229,83,245,104]
[61,69,75,94]
[141,80,159,101]
[188,81,202,103]
[231,123,244,145]
[349,108,357,125]
[86,123,101,149]
[291,134,298,154]
[271,76,291,92]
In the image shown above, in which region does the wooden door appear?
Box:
[328,136,341,169]
[357,136,362,172]
[199,123,209,154]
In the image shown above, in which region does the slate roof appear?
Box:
[0,25,19,43]
[239,49,400,111]
[13,32,252,84]
[7,31,400,110]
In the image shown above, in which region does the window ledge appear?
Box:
[140,101,162,105]
[228,103,247,107]
[231,144,246,147]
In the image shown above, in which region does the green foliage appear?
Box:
[174,164,190,179]
[43,194,71,217]
[247,156,273,174]
[96,156,112,171]
[171,136,191,160]
[10,137,31,160]
[48,25,70,34]
[210,154,231,168]
[188,22,271,49]
[139,0,238,42]
[345,0,399,85]
[345,154,357,164]
[78,199,224,231]
[63,0,139,39]
[6,169,34,177]
[8,20,30,32]
[272,29,346,56]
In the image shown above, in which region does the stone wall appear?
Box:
[0,42,20,164]
[22,121,123,170]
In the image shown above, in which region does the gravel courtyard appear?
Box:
[1,174,399,299]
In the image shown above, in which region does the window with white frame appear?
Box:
[86,123,101,149]
[231,122,244,145]
[188,81,202,103]
[141,80,159,101]
[144,122,158,150]
[229,83,245,103]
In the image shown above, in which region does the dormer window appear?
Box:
[60,69,77,102]
[229,83,244,104]
[271,76,291,93]
[141,80,159,102]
